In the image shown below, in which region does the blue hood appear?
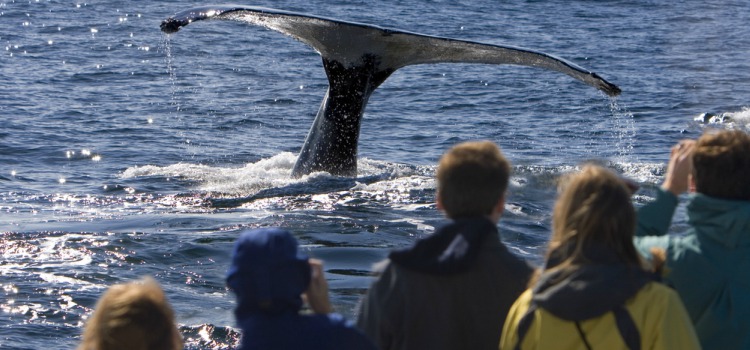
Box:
[227,228,311,317]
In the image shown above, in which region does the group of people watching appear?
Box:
[77,128,750,350]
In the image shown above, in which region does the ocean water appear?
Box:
[1,0,749,349]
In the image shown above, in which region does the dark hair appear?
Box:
[437,141,511,219]
[693,129,750,200]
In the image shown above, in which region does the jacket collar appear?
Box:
[532,244,656,321]
[688,193,750,249]
[389,217,498,275]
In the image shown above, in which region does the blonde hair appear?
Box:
[437,141,511,219]
[693,129,750,200]
[544,165,645,276]
[78,277,183,350]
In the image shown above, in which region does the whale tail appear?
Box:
[161,6,621,177]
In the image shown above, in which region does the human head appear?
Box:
[436,141,511,219]
[547,164,641,268]
[226,228,311,318]
[78,277,182,350]
[692,129,750,200]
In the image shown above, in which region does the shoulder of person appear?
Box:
[371,258,392,275]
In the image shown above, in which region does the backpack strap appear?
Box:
[612,305,641,350]
[513,304,537,350]
[574,322,593,350]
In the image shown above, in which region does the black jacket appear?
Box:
[356,218,533,350]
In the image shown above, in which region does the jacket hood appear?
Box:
[227,228,311,317]
[688,194,750,249]
[532,245,655,321]
[388,217,497,274]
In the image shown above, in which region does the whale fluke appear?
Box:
[161,5,621,177]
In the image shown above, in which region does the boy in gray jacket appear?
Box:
[357,141,533,350]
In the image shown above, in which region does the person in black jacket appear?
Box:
[357,140,533,350]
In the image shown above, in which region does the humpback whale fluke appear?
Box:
[161,5,621,178]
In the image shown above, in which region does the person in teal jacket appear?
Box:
[635,129,750,350]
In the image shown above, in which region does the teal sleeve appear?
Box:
[634,235,672,260]
[636,187,678,237]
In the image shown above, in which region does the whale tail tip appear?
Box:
[591,72,621,97]
[601,81,622,97]
[161,18,184,34]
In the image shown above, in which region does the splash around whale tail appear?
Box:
[161,5,621,177]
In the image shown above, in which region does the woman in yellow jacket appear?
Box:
[500,165,700,350]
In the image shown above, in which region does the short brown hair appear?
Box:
[437,141,510,219]
[78,277,183,350]
[693,129,750,200]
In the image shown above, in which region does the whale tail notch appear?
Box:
[161,5,621,177]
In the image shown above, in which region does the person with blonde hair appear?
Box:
[78,277,183,350]
[635,129,750,349]
[501,164,700,350]
[357,140,533,350]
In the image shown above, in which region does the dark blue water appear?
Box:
[2,0,749,349]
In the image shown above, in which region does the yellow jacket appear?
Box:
[500,282,701,350]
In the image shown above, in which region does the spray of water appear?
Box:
[609,97,637,161]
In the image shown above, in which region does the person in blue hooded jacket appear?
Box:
[226,227,376,350]
[635,129,750,349]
